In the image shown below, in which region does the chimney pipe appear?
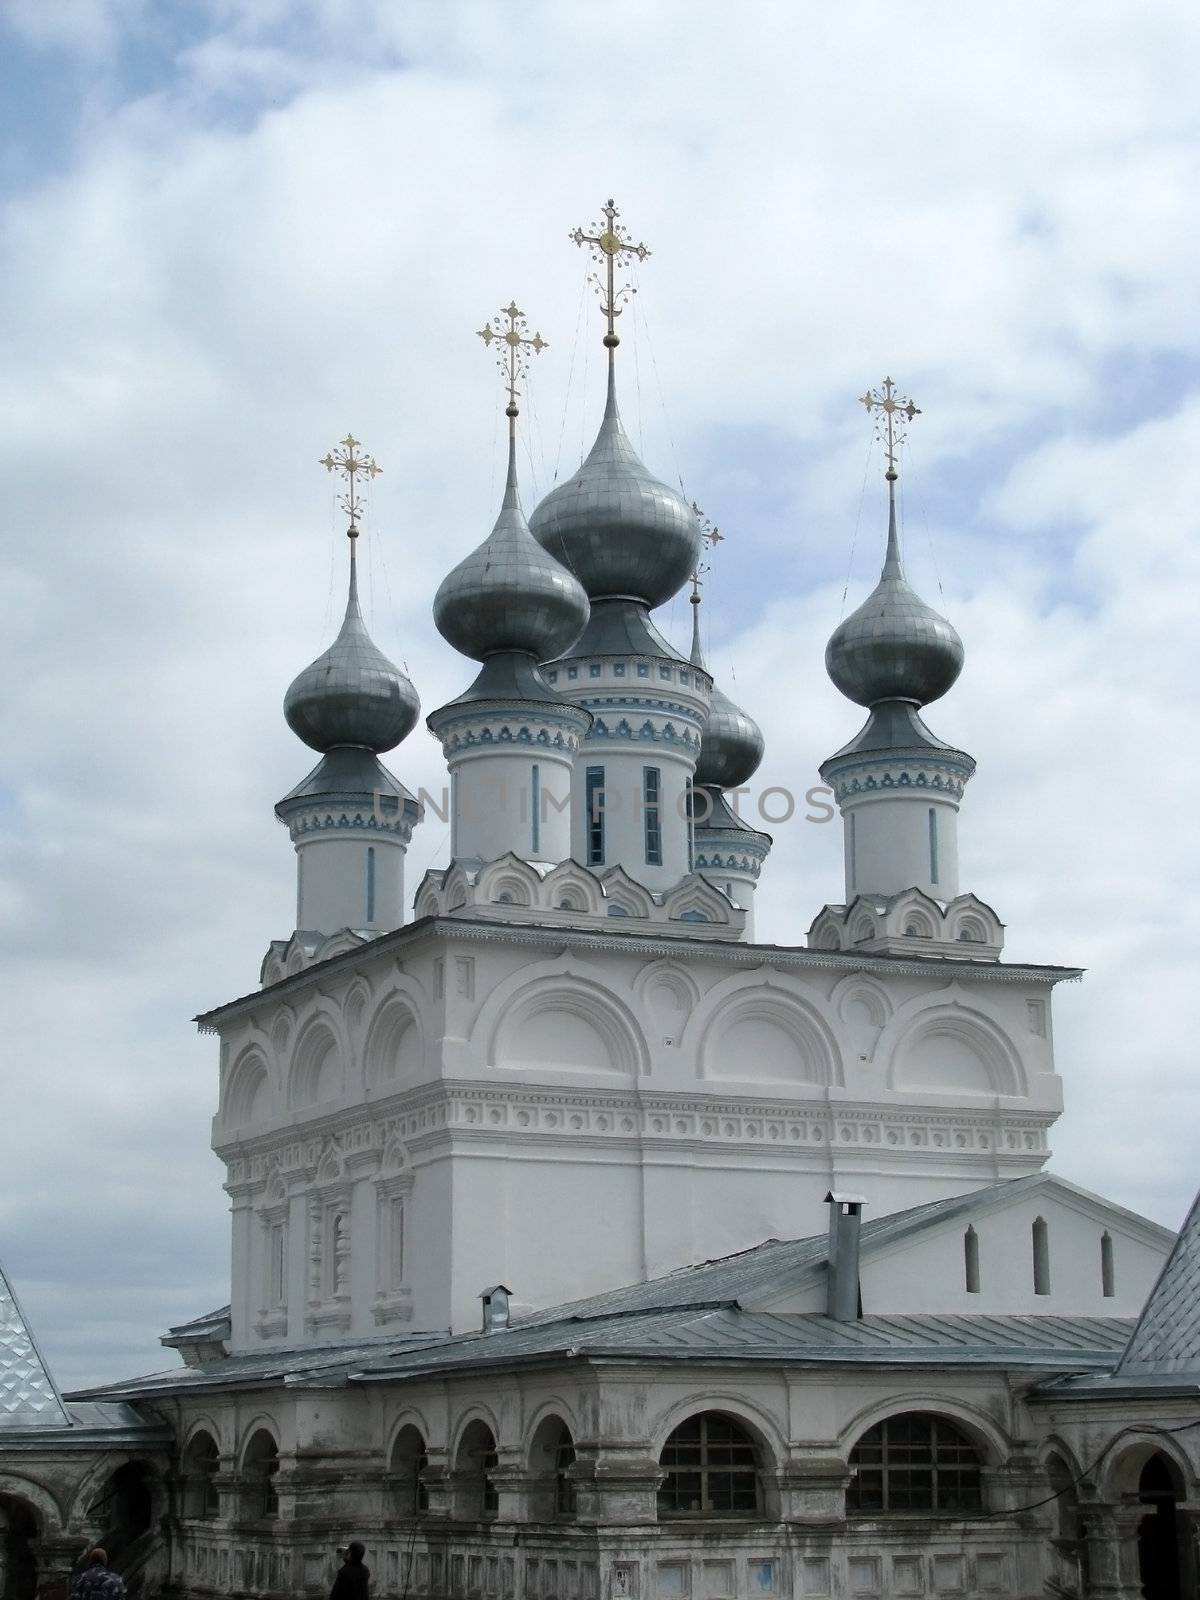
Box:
[824,1192,867,1321]
[480,1284,512,1333]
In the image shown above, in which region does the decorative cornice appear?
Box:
[822,748,975,804]
[218,1078,1056,1187]
[198,915,1082,1031]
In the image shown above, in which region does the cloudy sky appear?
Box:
[1,0,1197,1389]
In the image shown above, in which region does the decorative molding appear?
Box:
[220,1079,1055,1190]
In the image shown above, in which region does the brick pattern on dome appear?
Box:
[0,1263,68,1425]
[1119,1188,1200,1374]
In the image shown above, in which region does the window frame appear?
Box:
[643,766,663,866]
[657,1412,761,1519]
[846,1413,984,1516]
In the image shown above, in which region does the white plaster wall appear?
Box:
[842,790,961,901]
[295,832,406,934]
[447,745,575,864]
[215,928,1076,1349]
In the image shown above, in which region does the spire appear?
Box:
[826,378,963,710]
[859,376,919,580]
[433,302,588,666]
[284,434,420,754]
[688,503,724,668]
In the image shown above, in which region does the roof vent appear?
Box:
[824,1191,867,1322]
[480,1284,512,1333]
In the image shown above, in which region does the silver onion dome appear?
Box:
[284,554,420,753]
[825,500,963,708]
[529,359,700,606]
[434,438,589,662]
[696,681,766,789]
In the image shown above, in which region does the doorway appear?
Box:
[1138,1453,1182,1600]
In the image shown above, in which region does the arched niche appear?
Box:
[223,1049,273,1128]
[890,1010,1023,1097]
[288,1018,344,1109]
[364,995,423,1089]
[634,960,702,1045]
[699,989,838,1086]
[492,980,645,1078]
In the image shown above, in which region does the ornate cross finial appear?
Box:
[570,198,651,348]
[477,301,548,430]
[859,376,921,484]
[318,433,382,539]
[689,502,726,599]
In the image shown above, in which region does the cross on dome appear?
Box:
[477,301,549,421]
[570,198,651,348]
[318,433,382,538]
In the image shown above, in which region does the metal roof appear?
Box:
[0,1260,69,1428]
[75,1177,1156,1404]
[1117,1183,1200,1376]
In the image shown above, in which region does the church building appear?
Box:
[1,201,1196,1600]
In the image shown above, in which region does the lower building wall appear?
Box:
[171,1520,1042,1600]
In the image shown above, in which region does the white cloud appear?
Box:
[1,0,1198,1384]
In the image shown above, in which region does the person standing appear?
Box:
[69,1549,128,1599]
[329,1542,370,1599]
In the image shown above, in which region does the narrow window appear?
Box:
[586,766,605,866]
[450,769,459,857]
[366,846,376,922]
[849,812,857,892]
[644,766,663,866]
[1100,1232,1115,1298]
[296,849,304,926]
[964,1226,980,1294]
[389,1198,405,1289]
[1032,1216,1050,1296]
[928,808,939,886]
[530,764,540,855]
[270,1224,286,1309]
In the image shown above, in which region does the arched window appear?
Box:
[184,1430,220,1518]
[964,1226,981,1294]
[658,1412,760,1518]
[390,1424,428,1516]
[847,1414,983,1513]
[242,1429,279,1519]
[456,1420,498,1520]
[529,1417,577,1520]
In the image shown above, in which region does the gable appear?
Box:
[749,1178,1173,1320]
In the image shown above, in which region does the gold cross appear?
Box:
[318,433,381,538]
[859,377,921,482]
[690,502,725,595]
[570,198,651,347]
[477,301,548,421]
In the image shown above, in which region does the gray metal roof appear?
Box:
[1117,1183,1200,1376]
[0,1260,68,1428]
[76,1176,1156,1404]
[73,1308,1134,1403]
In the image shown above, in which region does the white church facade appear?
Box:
[1,210,1197,1600]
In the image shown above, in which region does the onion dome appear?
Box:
[284,553,420,753]
[433,437,589,662]
[529,360,700,606]
[825,499,963,708]
[690,589,765,789]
